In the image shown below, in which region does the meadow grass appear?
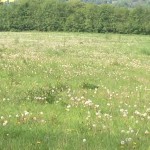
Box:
[0,32,150,150]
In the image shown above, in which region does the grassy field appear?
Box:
[0,32,150,150]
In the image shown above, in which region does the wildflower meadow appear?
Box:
[0,32,150,150]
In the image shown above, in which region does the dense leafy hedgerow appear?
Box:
[0,0,150,34]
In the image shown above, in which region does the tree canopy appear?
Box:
[0,0,150,34]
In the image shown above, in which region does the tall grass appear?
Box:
[0,32,150,150]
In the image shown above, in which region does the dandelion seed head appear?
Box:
[145,130,149,135]
[40,112,43,115]
[3,120,8,126]
[121,141,125,145]
[1,116,4,120]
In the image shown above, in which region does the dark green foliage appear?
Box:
[27,86,57,104]
[82,82,99,89]
[26,83,68,104]
[141,48,150,56]
[0,0,150,34]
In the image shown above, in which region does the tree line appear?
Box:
[0,0,150,34]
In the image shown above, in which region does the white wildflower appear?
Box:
[92,124,96,128]
[145,130,149,135]
[1,116,4,119]
[107,103,111,106]
[67,105,71,109]
[121,141,125,145]
[121,130,125,133]
[40,112,44,115]
[16,114,19,118]
[3,120,8,126]
[24,111,29,116]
